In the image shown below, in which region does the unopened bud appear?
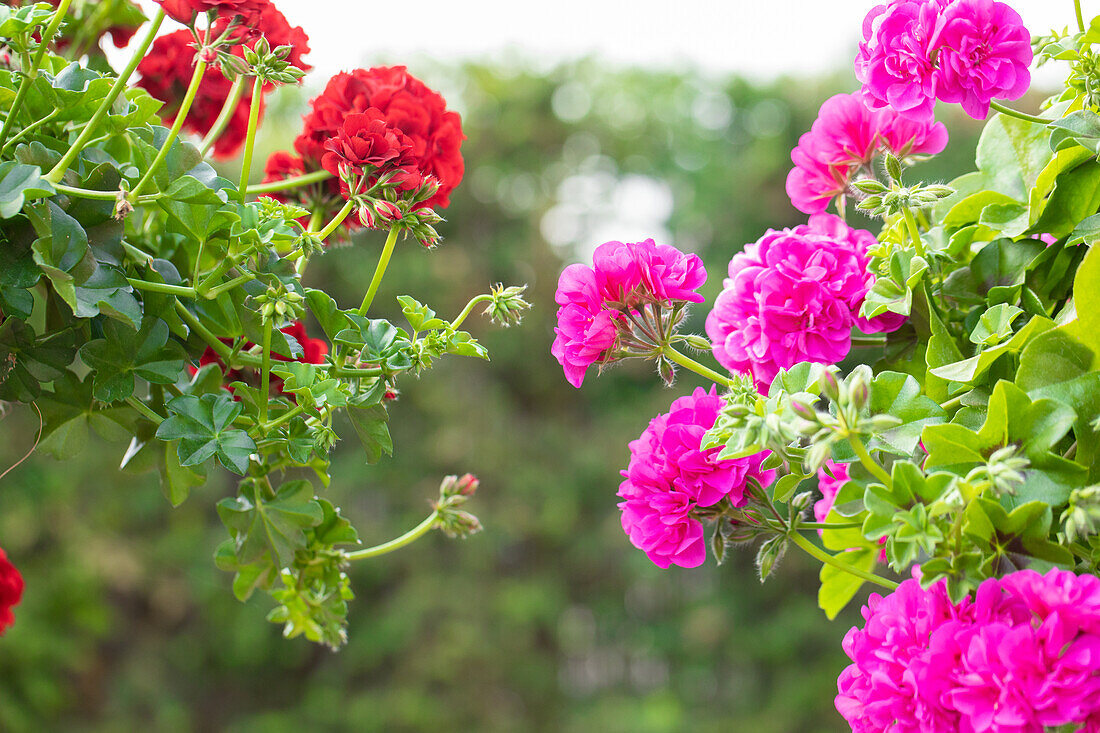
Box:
[455,473,479,496]
[357,204,376,229]
[683,334,712,352]
[820,370,840,402]
[375,199,402,222]
[849,376,870,410]
[791,400,819,422]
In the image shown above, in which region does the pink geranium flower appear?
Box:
[617,387,774,569]
[837,569,1100,732]
[786,92,948,214]
[552,241,707,388]
[856,0,948,120]
[855,0,1033,121]
[705,214,903,392]
[936,0,1032,119]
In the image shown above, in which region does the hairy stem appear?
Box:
[344,511,440,561]
[259,319,273,425]
[237,76,264,202]
[988,100,1050,126]
[199,75,246,156]
[127,278,197,298]
[245,169,333,195]
[0,0,73,148]
[129,58,208,199]
[789,531,898,590]
[358,224,401,315]
[662,345,734,388]
[450,294,493,330]
[45,7,166,183]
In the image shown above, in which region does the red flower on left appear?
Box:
[154,0,269,25]
[136,6,310,159]
[0,547,24,635]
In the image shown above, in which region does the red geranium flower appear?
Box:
[154,0,269,26]
[295,66,465,209]
[321,110,423,198]
[211,4,311,71]
[0,547,24,635]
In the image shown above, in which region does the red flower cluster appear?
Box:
[322,110,422,195]
[294,66,465,209]
[211,4,310,70]
[135,7,309,160]
[0,547,24,635]
[193,321,329,395]
[155,0,269,25]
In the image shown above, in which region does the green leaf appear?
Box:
[930,315,1053,384]
[78,316,186,403]
[156,393,257,474]
[0,161,54,218]
[216,479,323,566]
[1049,109,1100,153]
[347,403,392,464]
[304,288,351,342]
[818,548,875,620]
[397,295,447,331]
[969,304,1024,346]
[974,113,1053,201]
[868,371,947,455]
[162,439,206,507]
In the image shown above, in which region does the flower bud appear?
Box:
[357,203,376,229]
[375,199,402,222]
[791,400,819,422]
[455,473,479,496]
[848,375,870,411]
[851,178,888,195]
[683,334,713,352]
[820,370,840,402]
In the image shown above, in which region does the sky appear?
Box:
[132,0,1074,84]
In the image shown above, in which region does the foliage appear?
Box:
[0,1,527,649]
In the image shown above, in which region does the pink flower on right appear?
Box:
[705,214,905,393]
[856,0,1032,121]
[837,569,1100,732]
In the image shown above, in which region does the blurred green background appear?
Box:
[0,59,984,731]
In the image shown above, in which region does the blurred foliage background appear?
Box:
[0,56,986,731]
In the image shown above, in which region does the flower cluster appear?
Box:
[0,547,23,635]
[856,0,1032,120]
[291,66,465,211]
[552,239,707,388]
[136,5,310,159]
[786,92,948,214]
[838,569,1100,732]
[705,214,904,392]
[618,387,775,569]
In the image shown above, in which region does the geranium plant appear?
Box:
[555,0,1100,728]
[0,0,528,647]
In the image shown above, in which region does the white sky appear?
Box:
[130,0,1075,84]
[210,0,1069,81]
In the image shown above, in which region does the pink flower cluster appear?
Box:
[552,240,707,388]
[705,214,904,392]
[856,0,1032,120]
[838,569,1100,732]
[617,387,775,569]
[786,92,948,215]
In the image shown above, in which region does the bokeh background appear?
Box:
[0,0,1066,730]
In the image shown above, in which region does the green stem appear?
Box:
[333,367,383,378]
[129,58,208,199]
[127,278,197,298]
[789,532,898,590]
[125,396,164,425]
[45,7,166,184]
[358,224,400,315]
[264,404,304,431]
[1076,0,1086,32]
[988,100,1050,126]
[848,433,892,486]
[174,299,232,361]
[246,169,333,196]
[203,272,254,299]
[123,241,154,263]
[941,394,964,411]
[450,294,493,330]
[237,76,264,202]
[259,319,272,425]
[902,207,926,259]
[316,200,356,243]
[0,0,72,149]
[199,75,246,157]
[662,345,734,388]
[344,512,440,561]
[0,108,58,155]
[54,182,160,203]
